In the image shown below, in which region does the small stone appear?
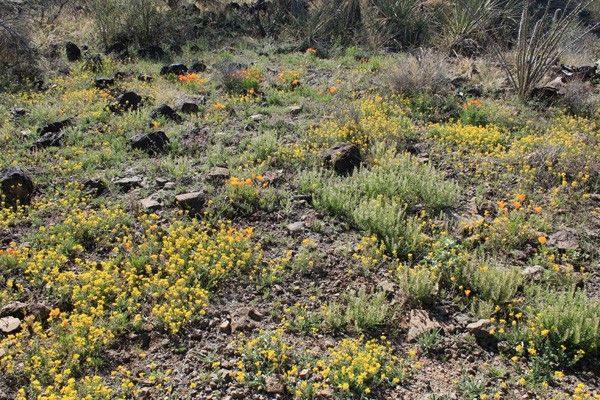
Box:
[380,280,395,293]
[453,313,470,327]
[265,374,285,394]
[109,91,142,113]
[0,301,27,318]
[286,221,304,235]
[230,307,262,333]
[466,319,496,338]
[160,64,188,76]
[9,108,31,118]
[320,142,362,175]
[113,176,142,192]
[219,320,231,333]
[189,61,207,73]
[31,132,64,150]
[286,105,302,115]
[547,230,579,250]
[29,303,51,321]
[206,167,231,183]
[175,191,209,215]
[0,166,35,204]
[38,118,75,135]
[140,197,162,210]
[248,309,264,321]
[0,316,21,334]
[407,309,440,343]
[522,265,545,280]
[131,131,170,155]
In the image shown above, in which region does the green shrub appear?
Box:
[322,288,391,332]
[299,152,457,258]
[394,262,440,304]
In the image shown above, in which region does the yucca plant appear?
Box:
[437,0,517,51]
[367,0,434,48]
[284,0,335,47]
[459,0,600,98]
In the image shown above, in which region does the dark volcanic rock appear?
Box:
[169,44,183,55]
[109,91,142,113]
[39,118,74,135]
[0,166,35,204]
[29,303,51,321]
[92,77,115,89]
[321,142,362,175]
[106,42,127,55]
[138,74,153,82]
[131,131,170,155]
[31,132,64,150]
[138,45,164,61]
[82,179,108,197]
[65,42,81,62]
[83,54,103,72]
[173,102,199,114]
[9,107,31,119]
[160,63,188,76]
[149,104,183,123]
[189,61,207,73]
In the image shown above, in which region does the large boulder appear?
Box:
[131,131,170,155]
[65,42,81,62]
[0,166,35,204]
[321,142,362,175]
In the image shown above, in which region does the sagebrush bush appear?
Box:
[385,50,452,95]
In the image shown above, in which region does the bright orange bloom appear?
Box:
[539,236,547,244]
[329,87,337,93]
[517,194,525,201]
[497,200,507,209]
[533,207,542,213]
[101,93,109,98]
[512,201,521,209]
